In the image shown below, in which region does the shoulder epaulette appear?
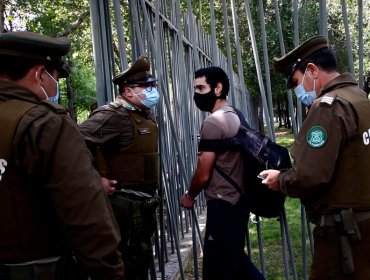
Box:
[320,95,335,106]
[108,101,122,109]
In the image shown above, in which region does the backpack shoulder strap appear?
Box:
[214,165,243,194]
[231,107,251,129]
[0,100,37,158]
[198,107,249,152]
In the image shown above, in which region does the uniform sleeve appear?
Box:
[15,108,124,280]
[79,109,132,176]
[279,99,357,199]
[79,110,132,146]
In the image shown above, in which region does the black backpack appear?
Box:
[198,108,291,218]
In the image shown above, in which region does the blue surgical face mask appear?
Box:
[294,69,316,106]
[139,87,160,108]
[37,71,60,103]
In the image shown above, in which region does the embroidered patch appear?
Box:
[306,126,327,148]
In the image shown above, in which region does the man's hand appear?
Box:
[180,193,195,209]
[101,177,117,195]
[259,169,281,191]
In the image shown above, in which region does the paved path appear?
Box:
[155,211,207,280]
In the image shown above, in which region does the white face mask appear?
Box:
[36,71,60,103]
[294,69,316,106]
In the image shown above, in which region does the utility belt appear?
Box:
[109,188,160,213]
[110,189,160,249]
[314,208,370,275]
[316,209,370,227]
[0,256,61,280]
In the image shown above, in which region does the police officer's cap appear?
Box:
[113,55,157,86]
[273,36,328,88]
[0,31,71,77]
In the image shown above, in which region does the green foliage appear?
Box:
[60,66,97,114]
[2,0,370,120]
[2,0,96,116]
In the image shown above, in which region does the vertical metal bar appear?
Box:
[243,0,273,138]
[112,0,128,70]
[282,208,298,280]
[154,3,166,279]
[280,215,289,279]
[358,0,364,85]
[209,0,218,65]
[293,0,302,131]
[220,0,235,104]
[230,0,249,120]
[341,0,355,76]
[257,0,275,140]
[319,0,328,38]
[273,0,297,136]
[129,0,145,56]
[300,205,308,280]
[186,0,200,70]
[89,0,114,106]
[256,219,266,276]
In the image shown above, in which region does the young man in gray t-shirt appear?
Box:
[180,66,264,280]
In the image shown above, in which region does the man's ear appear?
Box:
[307,63,319,79]
[122,87,132,97]
[34,65,46,83]
[215,82,223,96]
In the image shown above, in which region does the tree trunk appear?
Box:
[66,76,77,123]
[257,95,264,133]
[277,100,282,128]
[284,96,291,129]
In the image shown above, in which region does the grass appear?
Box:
[249,126,313,279]
[248,198,313,279]
[185,125,313,279]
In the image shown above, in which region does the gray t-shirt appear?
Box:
[200,105,244,205]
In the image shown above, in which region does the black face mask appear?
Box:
[193,89,219,112]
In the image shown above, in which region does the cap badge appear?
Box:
[306,125,327,148]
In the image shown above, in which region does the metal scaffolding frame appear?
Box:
[88,1,367,279]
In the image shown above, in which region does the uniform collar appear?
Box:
[0,79,41,103]
[319,73,358,97]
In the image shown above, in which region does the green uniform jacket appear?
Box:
[280,73,370,221]
[0,80,124,280]
[79,102,159,194]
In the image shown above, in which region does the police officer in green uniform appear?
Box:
[79,55,160,280]
[0,31,124,279]
[261,36,370,279]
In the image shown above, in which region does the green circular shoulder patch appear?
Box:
[306,125,327,148]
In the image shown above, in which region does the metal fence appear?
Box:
[88,0,368,279]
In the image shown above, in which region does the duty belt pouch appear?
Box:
[338,236,355,274]
[109,194,134,211]
[340,208,361,242]
[334,214,355,275]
